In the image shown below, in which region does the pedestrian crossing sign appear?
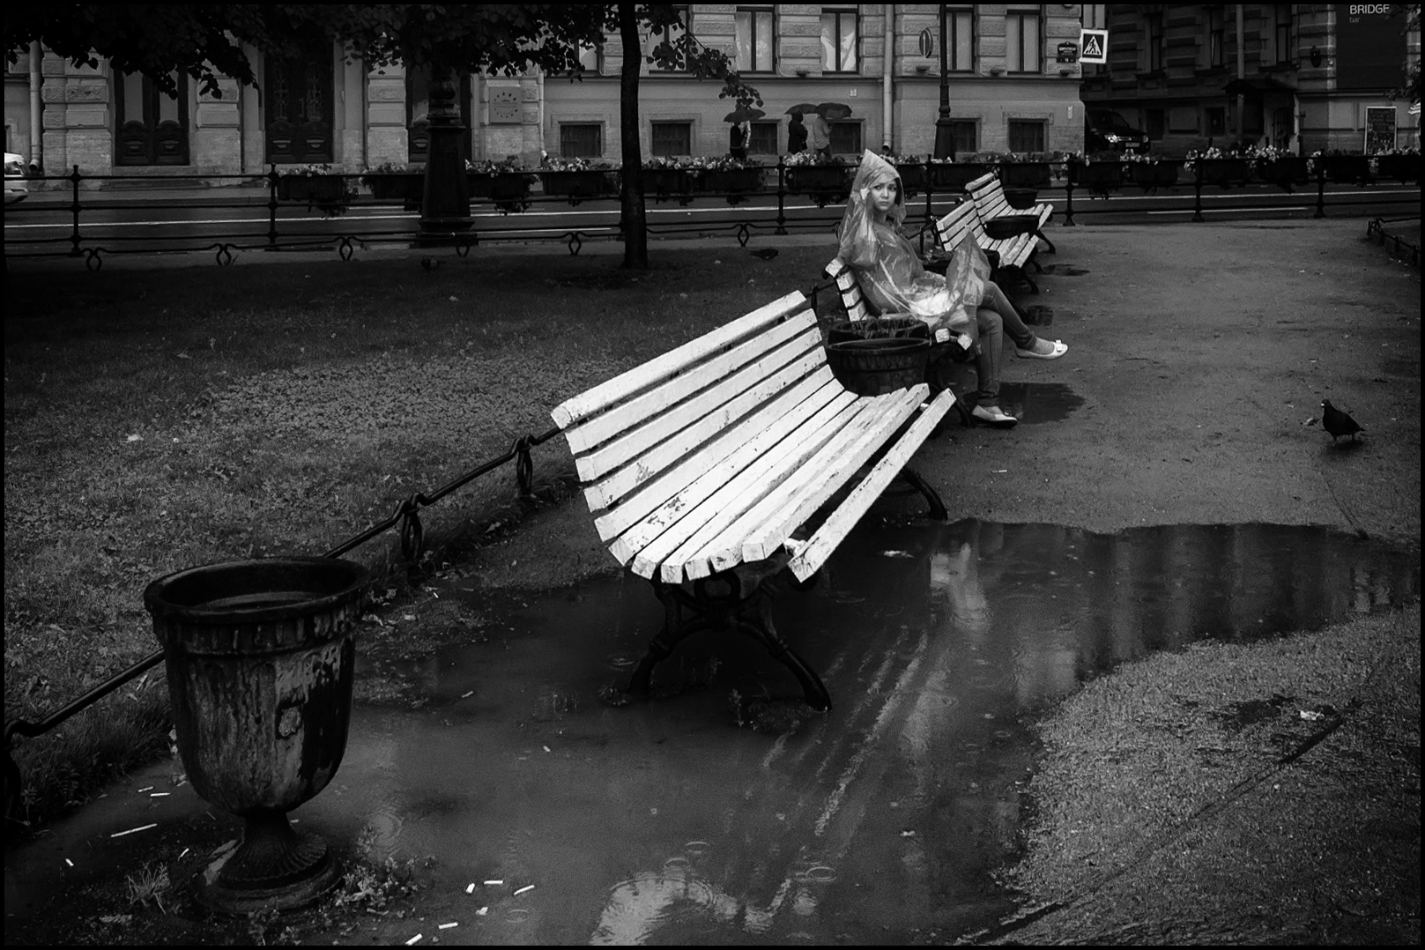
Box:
[1080,29,1108,64]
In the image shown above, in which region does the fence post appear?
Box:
[1063,162,1076,227]
[68,165,82,257]
[1191,163,1205,222]
[267,165,280,247]
[1313,164,1326,218]
[775,159,788,236]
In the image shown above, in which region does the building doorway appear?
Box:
[115,71,189,166]
[264,45,334,164]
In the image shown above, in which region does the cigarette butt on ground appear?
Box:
[438,922,458,929]
[111,823,158,838]
[514,884,535,896]
[461,690,474,699]
[150,792,171,797]
[476,907,489,916]
[483,879,504,886]
[64,858,73,867]
[465,883,475,894]
[136,786,154,793]
[405,934,422,946]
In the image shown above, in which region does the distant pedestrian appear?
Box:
[787,112,808,154]
[730,121,750,162]
[809,112,832,159]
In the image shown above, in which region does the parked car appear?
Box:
[1085,110,1151,154]
[5,152,35,204]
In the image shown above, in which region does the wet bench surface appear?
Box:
[551,290,954,708]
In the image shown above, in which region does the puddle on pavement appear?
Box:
[6,522,1417,944]
[995,382,1084,424]
[1038,264,1090,276]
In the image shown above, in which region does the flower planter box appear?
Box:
[1127,160,1183,191]
[539,169,617,205]
[1321,154,1371,184]
[469,172,535,213]
[1194,158,1251,188]
[928,162,988,192]
[894,163,927,198]
[278,175,348,203]
[1377,153,1422,185]
[1067,161,1123,194]
[697,167,765,205]
[642,168,696,205]
[366,173,422,201]
[786,166,851,207]
[998,162,1052,190]
[1254,157,1309,190]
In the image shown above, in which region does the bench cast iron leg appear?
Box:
[628,574,832,711]
[1036,229,1057,254]
[899,465,949,521]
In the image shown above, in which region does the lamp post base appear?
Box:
[194,809,340,914]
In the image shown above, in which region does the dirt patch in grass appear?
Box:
[3,243,838,834]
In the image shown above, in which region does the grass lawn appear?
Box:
[3,241,841,833]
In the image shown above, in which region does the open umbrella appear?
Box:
[724,107,766,123]
[785,103,820,117]
[816,102,853,120]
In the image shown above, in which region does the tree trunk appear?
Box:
[619,2,648,270]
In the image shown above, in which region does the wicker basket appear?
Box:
[825,337,930,396]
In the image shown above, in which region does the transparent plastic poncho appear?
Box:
[837,150,989,334]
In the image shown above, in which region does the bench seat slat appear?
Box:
[551,290,810,429]
[573,324,822,483]
[789,388,956,580]
[632,392,873,580]
[606,380,852,562]
[595,368,839,544]
[578,346,827,510]
[733,385,930,566]
[563,311,819,455]
[673,387,927,581]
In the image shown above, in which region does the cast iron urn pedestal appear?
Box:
[143,556,369,913]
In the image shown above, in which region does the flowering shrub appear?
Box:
[287,162,343,177]
[783,151,844,167]
[540,156,618,172]
[360,161,416,188]
[280,163,356,216]
[466,157,526,176]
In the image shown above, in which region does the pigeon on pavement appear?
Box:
[1320,399,1363,442]
[750,248,779,261]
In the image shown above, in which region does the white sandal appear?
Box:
[1016,339,1068,360]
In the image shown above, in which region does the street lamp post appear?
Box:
[933,4,954,159]
[419,66,472,245]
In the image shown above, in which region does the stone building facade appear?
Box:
[4,4,1089,183]
[1079,3,1421,156]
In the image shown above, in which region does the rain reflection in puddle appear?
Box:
[334,520,1416,944]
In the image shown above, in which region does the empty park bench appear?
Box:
[967,171,1057,254]
[550,290,956,710]
[935,197,1043,295]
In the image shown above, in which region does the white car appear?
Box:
[5,152,34,204]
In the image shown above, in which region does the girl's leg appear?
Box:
[973,307,1003,404]
[980,281,1037,350]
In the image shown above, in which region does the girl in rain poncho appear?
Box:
[838,150,1068,427]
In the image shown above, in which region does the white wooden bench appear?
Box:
[934,198,1042,295]
[966,171,1057,255]
[551,290,956,709]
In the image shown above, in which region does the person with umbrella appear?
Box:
[787,111,808,155]
[725,107,763,162]
[809,111,832,159]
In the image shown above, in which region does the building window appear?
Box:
[650,5,691,72]
[820,9,858,73]
[1005,7,1042,74]
[1272,5,1294,65]
[1146,13,1164,72]
[735,7,775,73]
[749,120,778,155]
[1146,108,1165,140]
[561,123,603,158]
[1007,119,1045,154]
[578,41,603,74]
[947,7,974,72]
[951,119,978,154]
[1205,107,1225,137]
[1206,6,1224,69]
[829,121,862,154]
[650,121,692,156]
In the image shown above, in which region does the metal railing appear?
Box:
[6,158,1419,269]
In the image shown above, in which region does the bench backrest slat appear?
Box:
[551,290,811,430]
[934,200,979,253]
